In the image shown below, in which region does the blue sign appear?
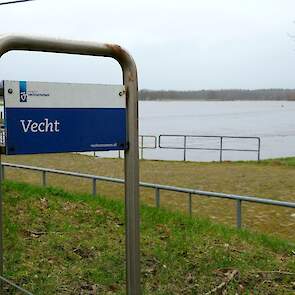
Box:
[3,81,127,155]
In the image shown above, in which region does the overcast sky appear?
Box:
[0,0,294,90]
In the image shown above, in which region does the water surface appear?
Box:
[99,100,295,161]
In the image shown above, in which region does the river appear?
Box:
[96,100,295,161]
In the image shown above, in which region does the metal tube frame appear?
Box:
[0,34,140,295]
[0,156,3,294]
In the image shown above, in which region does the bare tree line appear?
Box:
[139,89,295,101]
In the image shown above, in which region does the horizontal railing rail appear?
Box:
[2,162,294,230]
[159,134,261,162]
[117,135,157,159]
[0,276,33,295]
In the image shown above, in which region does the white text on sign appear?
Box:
[20,118,60,133]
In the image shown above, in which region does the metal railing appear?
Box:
[2,162,294,230]
[117,135,157,159]
[139,135,157,159]
[159,135,261,162]
[0,276,33,295]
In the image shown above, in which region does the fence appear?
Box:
[1,161,294,294]
[2,162,294,230]
[0,131,262,162]
[159,135,261,162]
[117,135,157,159]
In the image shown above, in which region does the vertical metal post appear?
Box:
[140,136,144,160]
[155,188,160,208]
[118,150,121,159]
[92,178,96,196]
[183,135,187,161]
[257,138,261,161]
[188,193,192,217]
[0,155,3,294]
[122,53,141,295]
[220,136,223,162]
[236,200,242,229]
[42,171,46,187]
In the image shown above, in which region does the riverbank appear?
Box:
[3,181,295,294]
[2,153,295,240]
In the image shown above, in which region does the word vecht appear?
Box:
[20,118,60,133]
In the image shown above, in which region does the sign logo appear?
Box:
[19,81,27,102]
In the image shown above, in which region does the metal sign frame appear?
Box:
[0,34,140,294]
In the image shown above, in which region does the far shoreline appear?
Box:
[139,98,295,101]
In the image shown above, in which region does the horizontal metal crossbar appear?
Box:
[0,275,33,295]
[156,147,259,152]
[159,134,261,140]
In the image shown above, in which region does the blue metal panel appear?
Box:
[5,108,127,155]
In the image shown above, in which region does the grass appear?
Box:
[2,153,295,240]
[257,157,295,167]
[2,180,295,294]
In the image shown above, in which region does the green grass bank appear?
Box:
[2,154,295,240]
[2,181,295,294]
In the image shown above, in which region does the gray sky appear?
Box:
[0,0,295,90]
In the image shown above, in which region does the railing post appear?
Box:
[42,171,46,187]
[188,193,192,217]
[1,166,4,181]
[155,188,160,208]
[183,136,187,161]
[220,136,223,162]
[92,178,96,196]
[118,150,121,159]
[141,136,144,160]
[236,200,242,229]
[257,138,261,161]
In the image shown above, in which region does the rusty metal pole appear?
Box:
[0,34,140,294]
